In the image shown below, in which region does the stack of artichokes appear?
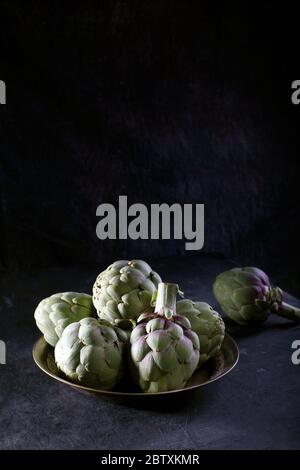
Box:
[34,260,300,393]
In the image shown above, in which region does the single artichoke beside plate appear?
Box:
[55,317,127,389]
[213,267,300,325]
[34,292,96,347]
[130,282,200,393]
[93,259,162,325]
[177,299,225,366]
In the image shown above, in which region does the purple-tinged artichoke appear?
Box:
[213,267,300,325]
[130,283,200,393]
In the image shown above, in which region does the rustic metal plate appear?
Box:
[33,333,239,399]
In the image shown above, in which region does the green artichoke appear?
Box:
[177,299,225,366]
[55,317,127,389]
[93,260,162,325]
[213,267,300,325]
[34,292,96,347]
[130,283,200,393]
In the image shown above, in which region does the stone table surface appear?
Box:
[0,255,300,450]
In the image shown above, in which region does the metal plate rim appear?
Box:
[32,333,239,397]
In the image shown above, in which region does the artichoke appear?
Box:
[177,299,225,366]
[55,317,127,389]
[130,283,200,393]
[34,292,96,347]
[213,267,300,325]
[93,259,162,325]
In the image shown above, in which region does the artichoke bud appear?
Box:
[130,282,200,392]
[213,267,300,325]
[55,317,126,390]
[176,299,225,367]
[34,292,97,347]
[93,260,161,323]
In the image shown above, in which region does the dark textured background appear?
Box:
[1,2,300,452]
[0,1,300,294]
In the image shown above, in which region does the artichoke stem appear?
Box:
[275,302,300,322]
[155,282,178,319]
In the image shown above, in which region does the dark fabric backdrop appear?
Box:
[0,1,299,294]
